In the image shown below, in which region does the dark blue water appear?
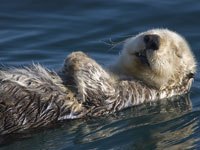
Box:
[0,0,200,149]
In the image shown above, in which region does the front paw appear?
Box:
[64,51,90,72]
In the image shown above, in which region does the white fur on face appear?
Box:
[115,29,196,89]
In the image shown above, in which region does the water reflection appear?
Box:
[75,94,199,149]
[0,94,199,149]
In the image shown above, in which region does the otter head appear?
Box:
[117,29,196,90]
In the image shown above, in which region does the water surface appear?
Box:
[0,0,200,149]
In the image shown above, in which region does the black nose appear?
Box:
[143,34,160,50]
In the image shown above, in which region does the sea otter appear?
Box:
[0,29,196,134]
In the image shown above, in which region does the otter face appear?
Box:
[119,29,196,89]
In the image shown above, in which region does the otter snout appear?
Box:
[144,34,160,50]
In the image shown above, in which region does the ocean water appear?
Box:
[0,0,200,149]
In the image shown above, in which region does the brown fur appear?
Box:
[0,29,196,134]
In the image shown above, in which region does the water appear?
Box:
[0,0,200,149]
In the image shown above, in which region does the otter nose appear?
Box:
[143,34,160,50]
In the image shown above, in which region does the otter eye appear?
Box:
[144,34,160,50]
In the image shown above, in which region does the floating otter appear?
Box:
[0,29,196,134]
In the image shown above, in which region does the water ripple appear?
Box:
[0,0,200,149]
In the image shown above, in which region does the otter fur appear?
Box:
[110,29,196,90]
[0,29,196,134]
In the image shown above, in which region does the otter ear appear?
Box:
[175,50,182,58]
[174,46,183,58]
[174,41,188,58]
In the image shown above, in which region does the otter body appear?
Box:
[0,29,196,134]
[0,65,87,134]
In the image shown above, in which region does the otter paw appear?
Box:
[66,52,87,69]
[64,51,95,73]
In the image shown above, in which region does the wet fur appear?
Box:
[0,29,196,134]
[110,29,196,90]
